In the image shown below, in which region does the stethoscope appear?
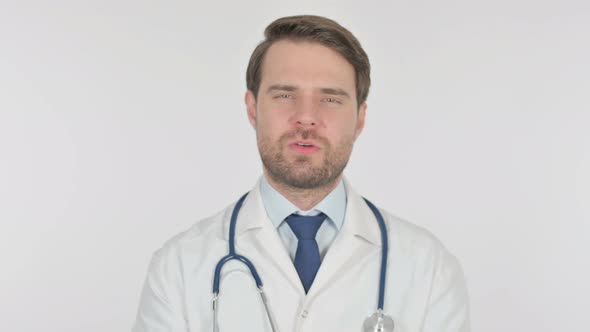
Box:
[212,192,394,332]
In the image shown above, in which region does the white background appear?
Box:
[1,1,588,331]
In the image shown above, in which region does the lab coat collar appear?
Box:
[341,177,383,246]
[221,176,383,296]
[221,178,267,240]
[223,176,382,247]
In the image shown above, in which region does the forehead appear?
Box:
[260,40,356,93]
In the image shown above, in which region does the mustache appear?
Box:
[280,128,325,142]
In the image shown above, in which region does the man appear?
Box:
[132,15,469,332]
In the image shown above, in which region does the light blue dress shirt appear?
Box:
[259,175,347,261]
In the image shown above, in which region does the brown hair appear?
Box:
[246,15,371,108]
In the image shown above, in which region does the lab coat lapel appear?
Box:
[223,180,305,294]
[307,178,383,298]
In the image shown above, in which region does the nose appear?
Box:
[291,97,320,128]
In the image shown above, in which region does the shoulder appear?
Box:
[380,208,444,251]
[378,207,463,273]
[149,201,234,260]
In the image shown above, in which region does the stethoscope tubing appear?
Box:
[212,191,389,320]
[212,193,261,294]
[362,197,388,311]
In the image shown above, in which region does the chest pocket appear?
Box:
[216,268,276,332]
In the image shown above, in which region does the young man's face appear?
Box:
[246,40,367,189]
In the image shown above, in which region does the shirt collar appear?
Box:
[259,175,347,230]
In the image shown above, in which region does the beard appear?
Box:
[257,127,354,189]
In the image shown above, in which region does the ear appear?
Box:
[245,90,258,129]
[354,102,367,140]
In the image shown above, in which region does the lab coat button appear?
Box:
[301,310,309,318]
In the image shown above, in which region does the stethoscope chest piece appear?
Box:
[363,310,394,332]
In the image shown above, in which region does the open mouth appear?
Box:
[289,142,320,155]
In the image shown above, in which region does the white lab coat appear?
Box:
[132,178,470,332]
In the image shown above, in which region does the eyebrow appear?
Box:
[266,84,298,93]
[319,87,350,98]
[266,84,351,98]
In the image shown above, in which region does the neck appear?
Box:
[263,171,342,211]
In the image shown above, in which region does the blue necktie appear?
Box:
[285,213,326,293]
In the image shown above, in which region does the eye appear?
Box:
[324,97,341,104]
[274,94,293,99]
